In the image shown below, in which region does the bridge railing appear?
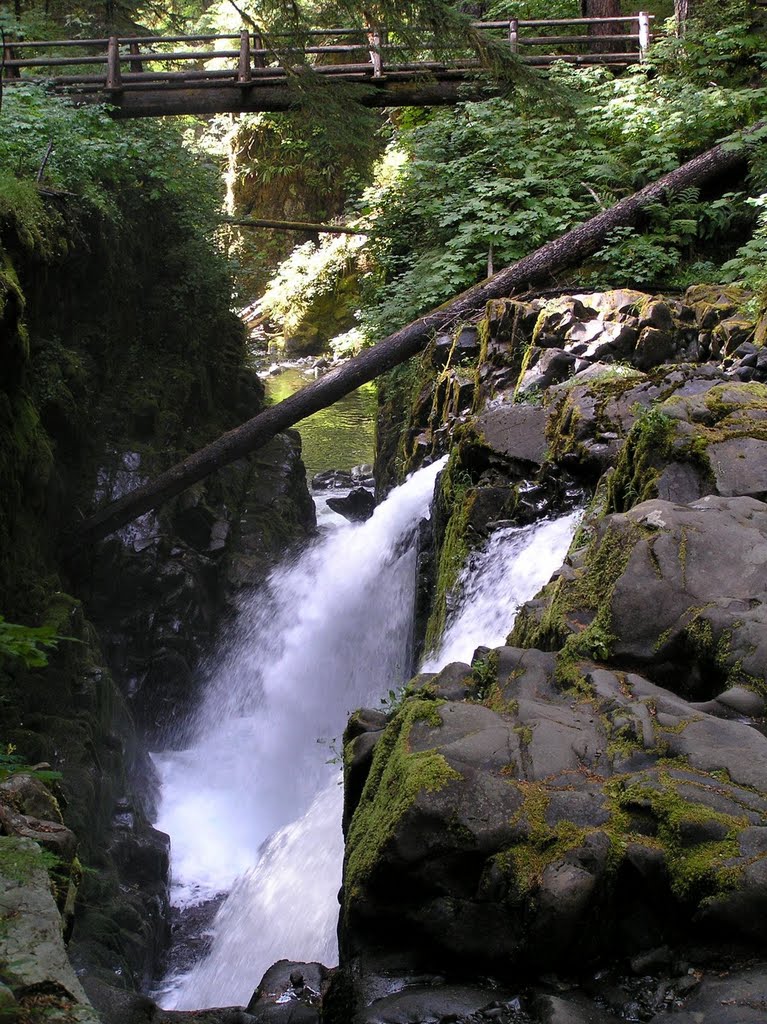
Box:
[1,15,654,91]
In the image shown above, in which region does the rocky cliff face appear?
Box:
[328,285,767,1023]
[0,197,316,1014]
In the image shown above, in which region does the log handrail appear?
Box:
[2,14,654,77]
[1,15,655,113]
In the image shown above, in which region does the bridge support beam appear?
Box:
[104,77,479,117]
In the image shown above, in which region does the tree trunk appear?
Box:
[675,0,690,36]
[222,217,365,234]
[581,0,624,53]
[75,122,761,545]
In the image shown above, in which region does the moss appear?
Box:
[513,723,533,747]
[608,767,747,901]
[344,698,461,898]
[544,369,643,468]
[510,517,643,669]
[607,382,767,515]
[607,405,676,513]
[375,353,437,492]
[478,298,535,390]
[423,450,478,654]
[682,609,765,694]
[0,836,58,886]
[483,684,520,716]
[496,782,590,901]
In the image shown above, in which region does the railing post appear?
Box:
[238,29,251,83]
[508,19,519,54]
[128,40,143,74]
[253,28,266,68]
[638,11,651,60]
[106,35,122,90]
[367,24,383,78]
[2,42,20,79]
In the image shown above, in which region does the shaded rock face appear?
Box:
[81,429,316,743]
[511,494,767,700]
[336,650,767,1021]
[0,596,173,990]
[0,205,318,1007]
[0,836,101,1022]
[327,487,376,522]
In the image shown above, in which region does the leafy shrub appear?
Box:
[0,615,60,668]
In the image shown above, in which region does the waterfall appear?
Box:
[153,463,579,1010]
[421,512,582,671]
[152,457,447,1009]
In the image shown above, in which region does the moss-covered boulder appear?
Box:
[340,648,767,984]
[512,495,767,700]
[0,836,101,1022]
[607,379,767,513]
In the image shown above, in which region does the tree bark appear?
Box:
[75,122,761,545]
[221,217,365,234]
[580,0,624,52]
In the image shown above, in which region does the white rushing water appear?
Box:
[153,457,447,1008]
[421,511,582,670]
[153,462,579,1009]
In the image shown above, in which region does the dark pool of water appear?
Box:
[264,366,376,482]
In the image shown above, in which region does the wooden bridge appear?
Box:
[1,15,653,118]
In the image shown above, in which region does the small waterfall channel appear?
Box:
[152,455,579,1008]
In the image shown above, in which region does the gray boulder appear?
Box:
[0,836,100,1022]
[341,648,767,980]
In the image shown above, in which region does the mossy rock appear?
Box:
[608,380,767,513]
[0,837,100,1020]
[340,650,767,978]
[513,493,767,700]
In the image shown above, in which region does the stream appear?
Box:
[150,372,579,1009]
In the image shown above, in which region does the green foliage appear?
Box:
[648,0,767,87]
[721,193,767,304]
[0,616,59,668]
[0,85,223,228]
[379,685,407,713]
[0,744,61,784]
[258,233,365,336]
[354,56,767,336]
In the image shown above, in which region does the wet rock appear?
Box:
[706,436,767,500]
[646,963,767,1022]
[633,326,675,370]
[638,299,675,334]
[351,464,375,487]
[353,982,522,1024]
[454,326,481,360]
[433,333,454,368]
[246,960,327,1023]
[313,469,354,490]
[0,772,63,822]
[327,487,376,522]
[684,284,748,330]
[517,349,576,394]
[532,992,613,1023]
[475,406,549,467]
[341,647,767,980]
[514,495,767,700]
[0,836,100,1020]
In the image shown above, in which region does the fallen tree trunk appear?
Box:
[221,217,366,234]
[77,121,762,544]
